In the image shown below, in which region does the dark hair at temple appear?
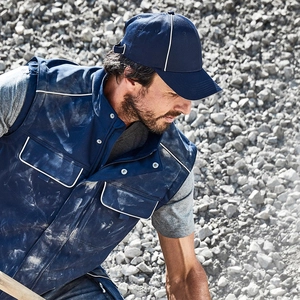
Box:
[103,50,156,87]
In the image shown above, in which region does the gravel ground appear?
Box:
[1,0,300,299]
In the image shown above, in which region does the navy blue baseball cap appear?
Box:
[113,11,222,100]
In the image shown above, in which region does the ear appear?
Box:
[125,77,137,86]
[123,67,141,91]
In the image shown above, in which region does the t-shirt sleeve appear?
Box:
[0,66,29,137]
[151,171,195,238]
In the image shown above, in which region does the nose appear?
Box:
[175,98,192,115]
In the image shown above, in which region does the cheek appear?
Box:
[138,97,158,113]
[147,95,172,112]
[147,102,167,117]
[139,89,174,116]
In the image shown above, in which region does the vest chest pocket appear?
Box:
[100,181,159,219]
[19,137,84,188]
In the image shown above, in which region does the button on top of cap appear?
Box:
[168,11,175,15]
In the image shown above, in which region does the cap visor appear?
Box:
[155,68,222,100]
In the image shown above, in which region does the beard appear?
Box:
[121,92,180,135]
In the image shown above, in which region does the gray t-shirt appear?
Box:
[0,66,195,238]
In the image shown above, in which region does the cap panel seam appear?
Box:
[163,14,174,72]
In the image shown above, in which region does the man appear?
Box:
[0,12,221,299]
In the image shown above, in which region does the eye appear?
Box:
[169,92,179,98]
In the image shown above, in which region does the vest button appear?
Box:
[121,169,128,175]
[96,139,102,144]
[152,162,159,169]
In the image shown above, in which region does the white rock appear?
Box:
[284,66,294,79]
[244,263,255,272]
[209,143,223,153]
[237,175,248,186]
[154,288,167,298]
[131,256,143,265]
[210,112,226,124]
[295,220,300,232]
[0,60,6,71]
[225,294,237,300]
[185,109,198,123]
[198,225,214,240]
[81,28,94,42]
[137,262,153,274]
[128,239,141,248]
[129,275,145,284]
[223,203,238,218]
[118,282,128,296]
[227,266,243,275]
[15,22,25,35]
[217,276,229,287]
[185,131,196,143]
[220,185,235,195]
[278,168,300,181]
[115,252,126,264]
[231,125,243,134]
[255,210,270,220]
[109,265,123,278]
[246,282,259,297]
[200,248,213,259]
[266,177,282,191]
[191,115,206,127]
[249,190,264,204]
[257,253,273,269]
[270,287,286,297]
[263,241,275,253]
[227,166,238,176]
[249,241,261,252]
[105,20,115,31]
[264,63,277,74]
[122,265,139,276]
[124,246,143,258]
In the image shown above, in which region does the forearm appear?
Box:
[158,233,211,300]
[166,261,211,300]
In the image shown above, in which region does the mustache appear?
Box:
[158,111,181,120]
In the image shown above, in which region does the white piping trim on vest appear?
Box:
[164,13,174,71]
[160,142,191,173]
[19,136,83,188]
[36,90,92,97]
[86,272,109,279]
[86,272,108,293]
[100,182,159,220]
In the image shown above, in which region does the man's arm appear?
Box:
[0,66,29,137]
[158,232,211,300]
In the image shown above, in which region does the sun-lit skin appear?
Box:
[104,71,192,134]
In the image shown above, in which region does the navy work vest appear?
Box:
[0,57,197,296]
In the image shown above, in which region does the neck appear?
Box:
[103,75,119,112]
[103,75,138,127]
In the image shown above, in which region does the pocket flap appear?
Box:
[100,182,159,219]
[19,137,83,188]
